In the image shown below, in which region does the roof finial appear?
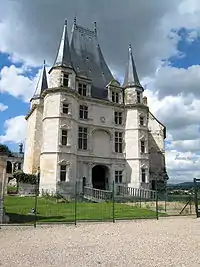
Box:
[64,19,67,26]
[123,44,143,89]
[43,59,46,65]
[94,21,97,36]
[74,16,77,25]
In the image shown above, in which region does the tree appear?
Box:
[0,144,11,155]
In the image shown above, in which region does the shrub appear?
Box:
[7,185,18,195]
[0,144,11,155]
[13,170,37,185]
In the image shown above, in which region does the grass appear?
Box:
[4,196,162,224]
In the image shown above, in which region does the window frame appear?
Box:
[114,111,122,125]
[137,91,141,103]
[115,131,123,153]
[78,127,88,150]
[62,73,69,87]
[61,129,68,146]
[140,140,145,153]
[78,83,87,96]
[141,168,146,183]
[79,105,88,120]
[62,103,69,114]
[60,165,67,182]
[115,170,123,184]
[112,91,119,103]
[139,116,144,126]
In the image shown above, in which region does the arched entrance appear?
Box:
[92,165,108,190]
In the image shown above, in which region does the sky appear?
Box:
[1,0,200,184]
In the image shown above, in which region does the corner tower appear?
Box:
[23,61,48,174]
[123,44,144,105]
[123,44,150,189]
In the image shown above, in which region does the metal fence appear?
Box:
[0,181,197,228]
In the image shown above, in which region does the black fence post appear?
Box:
[164,184,167,212]
[155,177,159,220]
[194,178,199,218]
[82,177,86,196]
[34,170,40,228]
[112,181,115,223]
[139,189,142,208]
[74,181,77,226]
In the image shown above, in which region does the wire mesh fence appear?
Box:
[1,180,198,227]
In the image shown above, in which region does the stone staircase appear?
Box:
[83,185,156,203]
[83,187,112,202]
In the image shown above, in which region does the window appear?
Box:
[61,130,68,146]
[141,168,146,183]
[63,73,69,87]
[141,140,145,153]
[62,103,69,114]
[115,111,122,125]
[137,91,141,103]
[60,165,66,182]
[115,132,123,153]
[115,170,123,183]
[78,83,87,96]
[18,162,22,170]
[78,127,88,150]
[79,105,88,119]
[139,116,144,126]
[112,91,119,103]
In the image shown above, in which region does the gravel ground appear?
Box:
[0,217,200,267]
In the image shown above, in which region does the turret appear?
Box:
[30,60,48,108]
[48,19,75,90]
[123,44,144,105]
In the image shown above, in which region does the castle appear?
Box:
[23,18,168,195]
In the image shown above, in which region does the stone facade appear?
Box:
[0,154,9,223]
[23,19,168,195]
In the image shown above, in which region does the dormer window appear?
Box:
[137,91,141,103]
[78,83,87,96]
[62,73,69,87]
[112,92,119,103]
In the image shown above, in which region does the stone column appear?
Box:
[0,153,9,224]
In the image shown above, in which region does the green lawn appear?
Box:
[4,196,161,224]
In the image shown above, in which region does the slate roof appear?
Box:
[53,19,114,99]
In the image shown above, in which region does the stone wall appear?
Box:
[0,154,8,223]
[18,183,36,196]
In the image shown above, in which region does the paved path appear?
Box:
[1,217,200,266]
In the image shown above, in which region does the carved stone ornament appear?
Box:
[61,97,68,103]
[60,124,71,129]
[58,160,72,165]
[100,117,105,123]
[139,135,145,140]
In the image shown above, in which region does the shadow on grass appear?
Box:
[6,213,68,224]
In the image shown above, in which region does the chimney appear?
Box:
[143,96,148,105]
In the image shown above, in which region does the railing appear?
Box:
[116,185,156,200]
[83,187,112,202]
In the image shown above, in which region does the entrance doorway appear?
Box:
[92,165,107,190]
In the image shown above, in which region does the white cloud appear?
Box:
[0,115,27,144]
[0,65,43,102]
[0,0,184,76]
[0,102,8,112]
[151,65,200,98]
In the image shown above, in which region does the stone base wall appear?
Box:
[18,183,36,196]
